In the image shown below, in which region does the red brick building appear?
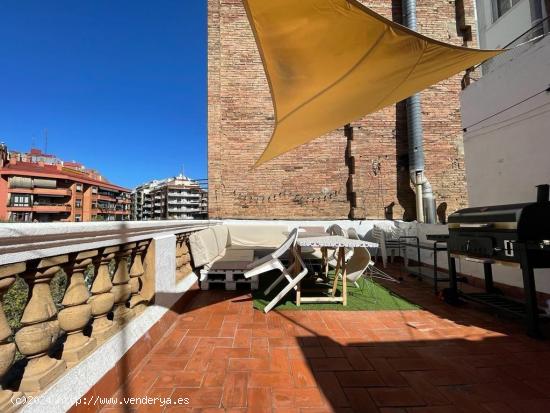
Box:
[0,146,130,222]
[208,0,478,220]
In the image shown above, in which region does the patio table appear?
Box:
[295,236,378,306]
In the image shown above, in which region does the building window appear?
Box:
[10,194,31,207]
[75,214,82,222]
[75,199,82,208]
[76,183,83,192]
[92,186,98,194]
[492,0,520,21]
[92,202,97,209]
[10,212,32,222]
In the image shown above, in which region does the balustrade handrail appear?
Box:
[0,220,219,266]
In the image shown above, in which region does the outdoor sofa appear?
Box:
[188,224,288,290]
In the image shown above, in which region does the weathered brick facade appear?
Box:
[208,0,477,220]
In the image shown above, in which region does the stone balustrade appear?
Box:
[0,220,212,412]
[175,234,193,283]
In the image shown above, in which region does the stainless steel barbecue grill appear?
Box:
[445,185,550,337]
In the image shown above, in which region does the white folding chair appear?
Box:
[347,228,399,286]
[244,228,308,313]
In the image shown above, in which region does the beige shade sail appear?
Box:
[243,0,503,166]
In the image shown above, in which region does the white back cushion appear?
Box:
[227,224,287,248]
[212,225,230,254]
[189,228,221,267]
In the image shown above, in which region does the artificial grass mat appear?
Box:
[252,271,420,312]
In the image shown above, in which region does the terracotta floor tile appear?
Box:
[233,328,253,348]
[368,387,426,408]
[142,356,189,372]
[335,371,385,387]
[301,346,327,358]
[222,371,248,408]
[172,387,223,409]
[135,388,174,413]
[313,372,350,408]
[251,337,270,358]
[414,370,471,386]
[247,387,272,412]
[272,387,328,408]
[388,358,443,372]
[406,407,467,413]
[203,369,227,387]
[291,359,318,388]
[249,371,294,388]
[212,347,250,359]
[481,402,517,413]
[369,358,408,387]
[308,358,353,372]
[470,379,546,401]
[198,337,234,348]
[343,387,379,412]
[507,399,550,413]
[153,371,204,388]
[400,371,449,406]
[270,347,291,372]
[342,347,374,371]
[229,358,271,371]
[436,386,486,412]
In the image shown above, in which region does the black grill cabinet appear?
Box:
[446,185,550,338]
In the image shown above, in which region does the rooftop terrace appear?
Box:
[1,221,549,412]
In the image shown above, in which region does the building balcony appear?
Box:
[97,194,117,202]
[8,203,72,213]
[34,204,72,213]
[7,187,72,197]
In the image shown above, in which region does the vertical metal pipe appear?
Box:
[402,0,436,224]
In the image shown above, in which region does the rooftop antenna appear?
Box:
[31,135,36,149]
[44,128,48,154]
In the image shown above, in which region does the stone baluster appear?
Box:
[175,237,185,281]
[182,238,192,275]
[89,247,117,342]
[58,251,97,366]
[15,257,67,392]
[176,235,192,282]
[111,243,135,326]
[0,263,25,412]
[129,241,149,315]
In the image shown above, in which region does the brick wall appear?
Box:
[208,0,477,220]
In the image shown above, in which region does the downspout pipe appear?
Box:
[402,0,437,223]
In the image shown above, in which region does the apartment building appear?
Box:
[0,145,130,222]
[131,175,207,221]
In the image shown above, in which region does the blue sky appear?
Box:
[0,0,206,189]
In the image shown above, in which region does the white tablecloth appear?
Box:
[297,236,378,249]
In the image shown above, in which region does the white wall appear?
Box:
[476,0,534,48]
[461,35,550,206]
[459,33,550,295]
